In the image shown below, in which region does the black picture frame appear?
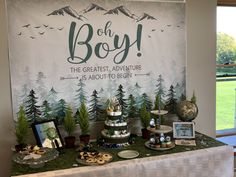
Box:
[32,119,64,148]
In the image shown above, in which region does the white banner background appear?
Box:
[7,0,186,122]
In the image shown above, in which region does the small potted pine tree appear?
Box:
[77,102,90,144]
[140,103,151,139]
[15,106,29,151]
[63,106,76,148]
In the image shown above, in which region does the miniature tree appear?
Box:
[191,90,197,104]
[89,90,103,121]
[41,100,52,120]
[63,106,76,136]
[140,102,151,139]
[75,79,87,108]
[127,94,138,118]
[15,106,29,147]
[165,85,177,114]
[77,102,89,135]
[140,103,151,129]
[25,89,41,123]
[63,106,76,148]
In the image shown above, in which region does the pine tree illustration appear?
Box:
[36,72,47,102]
[115,84,127,115]
[174,83,182,101]
[55,99,67,125]
[25,89,41,123]
[155,74,166,107]
[141,93,153,112]
[98,87,107,110]
[180,94,186,101]
[127,94,138,118]
[165,85,177,113]
[104,98,111,110]
[20,84,30,108]
[41,100,52,120]
[133,82,142,109]
[75,79,87,108]
[89,90,103,121]
[47,87,58,117]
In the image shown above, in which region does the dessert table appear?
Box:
[11,133,234,177]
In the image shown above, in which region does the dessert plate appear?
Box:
[117,150,139,159]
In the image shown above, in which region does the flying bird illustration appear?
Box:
[18,32,22,35]
[39,32,45,35]
[58,27,64,30]
[43,24,48,27]
[151,29,156,32]
[30,36,35,39]
[35,26,41,28]
[22,24,30,28]
[49,27,54,29]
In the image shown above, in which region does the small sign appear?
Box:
[173,122,195,139]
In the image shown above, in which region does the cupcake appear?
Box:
[166,141,172,148]
[161,142,167,148]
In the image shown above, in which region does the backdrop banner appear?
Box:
[6,0,186,123]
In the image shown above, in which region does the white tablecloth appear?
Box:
[13,145,234,177]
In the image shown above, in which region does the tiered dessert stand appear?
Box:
[145,110,175,150]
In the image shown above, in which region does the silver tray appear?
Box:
[12,148,59,168]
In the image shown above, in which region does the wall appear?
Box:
[0,0,15,175]
[0,0,216,176]
[186,0,216,137]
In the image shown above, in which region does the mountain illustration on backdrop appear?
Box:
[104,5,156,22]
[47,4,156,22]
[136,13,156,22]
[82,3,107,13]
[104,5,137,20]
[47,6,86,21]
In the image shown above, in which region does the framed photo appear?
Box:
[173,122,195,139]
[32,120,64,148]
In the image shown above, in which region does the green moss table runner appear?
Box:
[11,132,226,176]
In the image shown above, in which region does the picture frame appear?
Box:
[173,122,195,139]
[32,120,64,148]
